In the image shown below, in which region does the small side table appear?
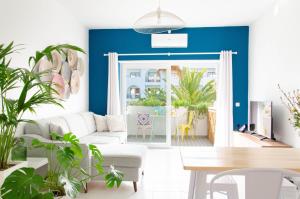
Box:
[27,157,48,169]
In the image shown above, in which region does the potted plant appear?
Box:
[0,132,123,199]
[0,42,84,185]
[279,85,300,133]
[172,68,216,133]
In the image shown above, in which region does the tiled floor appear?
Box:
[128,135,213,147]
[79,147,190,199]
[78,147,298,199]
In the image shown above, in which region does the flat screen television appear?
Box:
[249,101,274,139]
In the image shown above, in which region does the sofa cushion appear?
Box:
[62,114,89,138]
[49,117,70,136]
[79,135,120,145]
[91,132,127,144]
[93,144,147,168]
[80,112,96,133]
[15,122,26,137]
[94,114,109,132]
[106,115,127,132]
[24,119,50,139]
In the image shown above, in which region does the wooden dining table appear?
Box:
[180,147,300,199]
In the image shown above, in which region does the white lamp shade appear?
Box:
[133,8,185,34]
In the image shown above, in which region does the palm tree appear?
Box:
[172,68,216,118]
[0,42,84,169]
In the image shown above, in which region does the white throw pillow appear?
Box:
[94,114,109,132]
[80,112,97,133]
[106,115,127,132]
[49,117,70,136]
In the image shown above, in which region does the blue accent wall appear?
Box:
[89,27,249,129]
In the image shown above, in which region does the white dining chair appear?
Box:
[209,168,300,199]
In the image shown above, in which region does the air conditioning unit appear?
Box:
[151,34,188,48]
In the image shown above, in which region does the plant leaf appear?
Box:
[32,139,56,151]
[59,173,82,198]
[49,132,63,141]
[89,144,103,163]
[0,167,47,199]
[32,192,54,199]
[104,166,124,188]
[63,133,82,159]
[56,147,75,169]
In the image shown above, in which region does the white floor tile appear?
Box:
[78,147,190,199]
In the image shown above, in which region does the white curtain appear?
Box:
[107,52,121,115]
[214,51,233,147]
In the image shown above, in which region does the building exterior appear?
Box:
[126,67,216,102]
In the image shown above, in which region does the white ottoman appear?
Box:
[91,144,147,192]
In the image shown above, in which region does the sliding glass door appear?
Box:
[120,61,171,146]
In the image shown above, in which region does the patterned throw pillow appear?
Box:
[137,113,151,126]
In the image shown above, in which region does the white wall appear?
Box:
[249,0,300,147]
[0,0,88,119]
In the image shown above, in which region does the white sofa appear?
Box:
[19,112,147,192]
[21,112,127,144]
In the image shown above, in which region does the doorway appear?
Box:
[120,60,218,147]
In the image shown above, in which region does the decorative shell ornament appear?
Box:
[38,58,53,82]
[77,57,85,76]
[51,50,63,73]
[67,49,78,70]
[70,70,80,94]
[61,61,71,83]
[52,73,65,99]
[33,48,85,100]
[63,80,71,99]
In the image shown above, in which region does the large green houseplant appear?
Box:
[0,42,123,198]
[1,132,123,199]
[0,42,84,170]
[172,68,216,121]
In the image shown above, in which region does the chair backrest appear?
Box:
[137,113,151,126]
[209,168,300,199]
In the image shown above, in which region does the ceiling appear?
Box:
[58,0,276,29]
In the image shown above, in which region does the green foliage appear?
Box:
[59,173,82,199]
[29,44,85,70]
[105,166,124,188]
[1,132,123,198]
[0,167,53,199]
[279,85,300,130]
[172,68,216,115]
[0,42,85,169]
[0,42,122,198]
[129,88,166,106]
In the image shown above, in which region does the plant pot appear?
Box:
[0,160,28,187]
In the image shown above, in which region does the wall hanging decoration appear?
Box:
[52,73,65,99]
[70,70,80,94]
[77,57,85,76]
[33,48,85,99]
[64,81,71,99]
[51,50,62,73]
[38,58,53,82]
[68,49,78,70]
[61,61,71,82]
